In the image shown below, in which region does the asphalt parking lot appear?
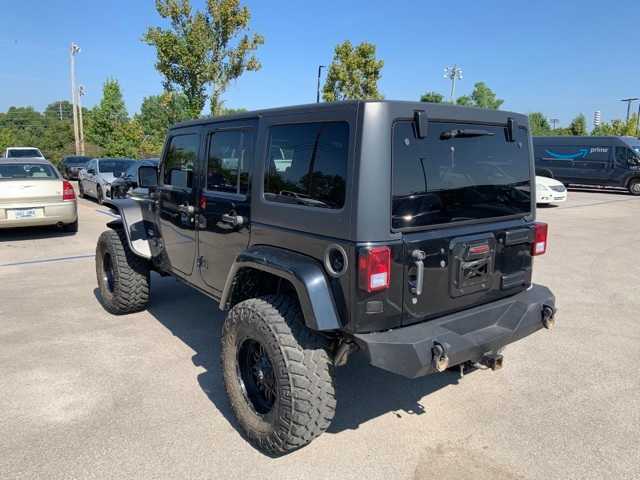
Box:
[1,188,639,480]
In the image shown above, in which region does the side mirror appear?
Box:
[87,168,96,175]
[138,166,158,188]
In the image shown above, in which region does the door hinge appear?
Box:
[196,256,207,271]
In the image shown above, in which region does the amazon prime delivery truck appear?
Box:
[533,136,640,194]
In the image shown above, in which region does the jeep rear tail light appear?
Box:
[358,246,391,292]
[532,222,548,256]
[62,180,76,201]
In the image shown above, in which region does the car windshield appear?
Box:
[98,159,135,176]
[392,120,531,229]
[7,149,41,158]
[0,163,58,180]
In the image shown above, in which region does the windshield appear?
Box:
[98,159,135,176]
[392,120,531,229]
[7,149,41,158]
[0,163,58,180]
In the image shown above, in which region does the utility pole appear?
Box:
[551,118,559,130]
[444,65,463,102]
[69,43,81,155]
[58,101,63,121]
[316,65,326,103]
[77,85,86,155]
[621,97,639,122]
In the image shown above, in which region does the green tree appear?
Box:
[103,119,145,158]
[469,82,503,109]
[144,0,264,117]
[456,95,473,107]
[528,112,551,136]
[87,78,129,149]
[44,101,73,121]
[592,115,638,136]
[569,114,587,136]
[136,92,190,143]
[322,41,384,102]
[420,91,444,103]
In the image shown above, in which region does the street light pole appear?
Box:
[77,85,86,155]
[621,97,639,122]
[444,65,463,102]
[551,118,559,130]
[316,65,326,103]
[69,43,81,155]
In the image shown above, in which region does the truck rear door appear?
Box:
[392,119,536,326]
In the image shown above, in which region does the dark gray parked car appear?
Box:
[96,101,557,454]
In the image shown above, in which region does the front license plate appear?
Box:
[11,208,38,219]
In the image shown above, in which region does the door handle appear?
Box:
[411,249,426,296]
[178,204,195,214]
[221,213,244,227]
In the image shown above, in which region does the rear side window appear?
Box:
[264,122,348,209]
[206,130,251,194]
[162,134,199,189]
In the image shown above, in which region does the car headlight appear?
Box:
[537,184,549,191]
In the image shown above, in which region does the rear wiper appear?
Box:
[440,129,495,140]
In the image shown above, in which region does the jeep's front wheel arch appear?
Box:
[221,295,337,454]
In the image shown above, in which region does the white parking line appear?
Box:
[0,254,94,267]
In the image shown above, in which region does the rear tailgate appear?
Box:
[401,220,533,325]
[392,118,535,326]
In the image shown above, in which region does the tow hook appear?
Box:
[542,305,556,330]
[480,352,504,371]
[432,343,449,372]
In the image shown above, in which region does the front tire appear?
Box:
[96,229,150,314]
[78,180,85,198]
[97,185,104,205]
[629,179,640,196]
[221,295,336,455]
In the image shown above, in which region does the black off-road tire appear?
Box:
[629,179,640,196]
[221,295,336,455]
[96,229,150,314]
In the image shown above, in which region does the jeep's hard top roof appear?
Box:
[171,100,528,130]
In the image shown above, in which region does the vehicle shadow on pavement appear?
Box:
[0,226,76,242]
[140,274,461,438]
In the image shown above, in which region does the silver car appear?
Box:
[0,158,78,232]
[78,158,136,204]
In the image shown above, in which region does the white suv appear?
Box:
[3,147,45,159]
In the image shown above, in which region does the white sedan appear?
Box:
[536,175,568,205]
[0,158,78,232]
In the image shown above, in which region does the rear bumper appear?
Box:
[0,202,77,228]
[353,284,556,378]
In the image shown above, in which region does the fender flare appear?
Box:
[104,198,153,259]
[220,245,342,332]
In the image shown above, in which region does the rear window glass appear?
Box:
[264,122,348,209]
[7,149,41,158]
[0,163,58,180]
[392,121,531,229]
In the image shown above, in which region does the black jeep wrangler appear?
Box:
[96,101,556,454]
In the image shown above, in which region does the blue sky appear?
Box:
[1,0,639,129]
